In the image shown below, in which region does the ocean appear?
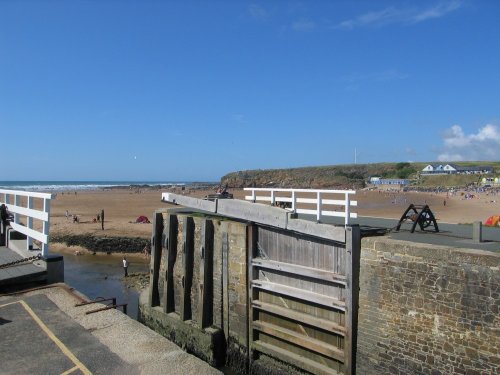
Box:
[0,181,195,192]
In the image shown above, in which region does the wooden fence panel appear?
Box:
[249,225,360,375]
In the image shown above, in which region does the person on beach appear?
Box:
[143,244,151,258]
[123,256,129,277]
[1,204,12,226]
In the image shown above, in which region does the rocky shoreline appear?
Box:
[52,234,150,254]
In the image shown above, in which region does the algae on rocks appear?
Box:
[52,234,150,254]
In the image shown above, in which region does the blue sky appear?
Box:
[1,0,499,181]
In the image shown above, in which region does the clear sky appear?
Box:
[1,0,499,181]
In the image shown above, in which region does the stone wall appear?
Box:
[357,237,500,375]
[143,212,250,371]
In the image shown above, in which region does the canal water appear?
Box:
[57,251,237,375]
[55,252,149,320]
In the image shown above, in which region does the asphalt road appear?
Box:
[0,294,139,375]
[299,214,500,253]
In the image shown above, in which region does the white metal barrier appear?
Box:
[0,189,55,257]
[244,188,357,225]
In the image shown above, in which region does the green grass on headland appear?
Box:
[220,162,499,189]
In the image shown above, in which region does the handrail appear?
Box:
[244,188,357,225]
[0,189,55,257]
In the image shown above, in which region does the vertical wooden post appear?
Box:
[198,219,214,328]
[345,224,361,375]
[247,223,258,371]
[222,230,229,339]
[163,214,178,313]
[180,216,194,321]
[149,212,164,307]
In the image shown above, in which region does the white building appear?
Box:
[421,164,493,175]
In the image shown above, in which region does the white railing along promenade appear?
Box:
[244,188,357,225]
[0,189,55,257]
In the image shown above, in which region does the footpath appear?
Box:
[0,284,221,375]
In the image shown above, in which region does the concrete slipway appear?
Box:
[0,285,221,375]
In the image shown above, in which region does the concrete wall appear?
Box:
[357,237,500,375]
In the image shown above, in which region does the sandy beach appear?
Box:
[48,186,500,241]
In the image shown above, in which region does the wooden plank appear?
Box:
[163,214,178,314]
[252,280,346,311]
[148,212,164,307]
[344,225,361,375]
[253,340,341,375]
[247,223,259,366]
[217,199,289,229]
[252,300,345,336]
[161,193,217,213]
[222,231,229,339]
[198,219,214,329]
[252,258,347,286]
[285,219,346,243]
[253,320,344,362]
[180,216,194,321]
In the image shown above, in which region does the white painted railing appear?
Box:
[244,188,357,225]
[0,189,55,257]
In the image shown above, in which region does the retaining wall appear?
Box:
[357,237,499,375]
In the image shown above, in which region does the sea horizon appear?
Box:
[0,180,218,192]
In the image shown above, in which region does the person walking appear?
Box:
[122,256,129,277]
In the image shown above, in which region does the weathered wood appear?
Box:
[148,212,164,307]
[217,199,288,229]
[253,340,341,375]
[161,193,217,213]
[163,214,178,313]
[222,230,229,339]
[252,300,345,336]
[252,258,347,285]
[286,218,346,243]
[344,225,361,375]
[198,219,214,329]
[247,224,259,367]
[253,320,344,362]
[180,216,194,321]
[252,280,346,311]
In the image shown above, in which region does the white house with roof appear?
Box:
[421,164,493,175]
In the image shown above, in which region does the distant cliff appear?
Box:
[220,162,419,189]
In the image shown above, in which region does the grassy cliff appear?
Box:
[220,162,498,189]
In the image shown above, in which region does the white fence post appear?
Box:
[14,194,21,224]
[42,198,50,257]
[27,196,34,249]
[244,188,357,225]
[316,191,321,222]
[345,193,351,226]
[0,189,54,257]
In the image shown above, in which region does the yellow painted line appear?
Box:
[60,365,80,375]
[0,301,22,308]
[1,300,92,375]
